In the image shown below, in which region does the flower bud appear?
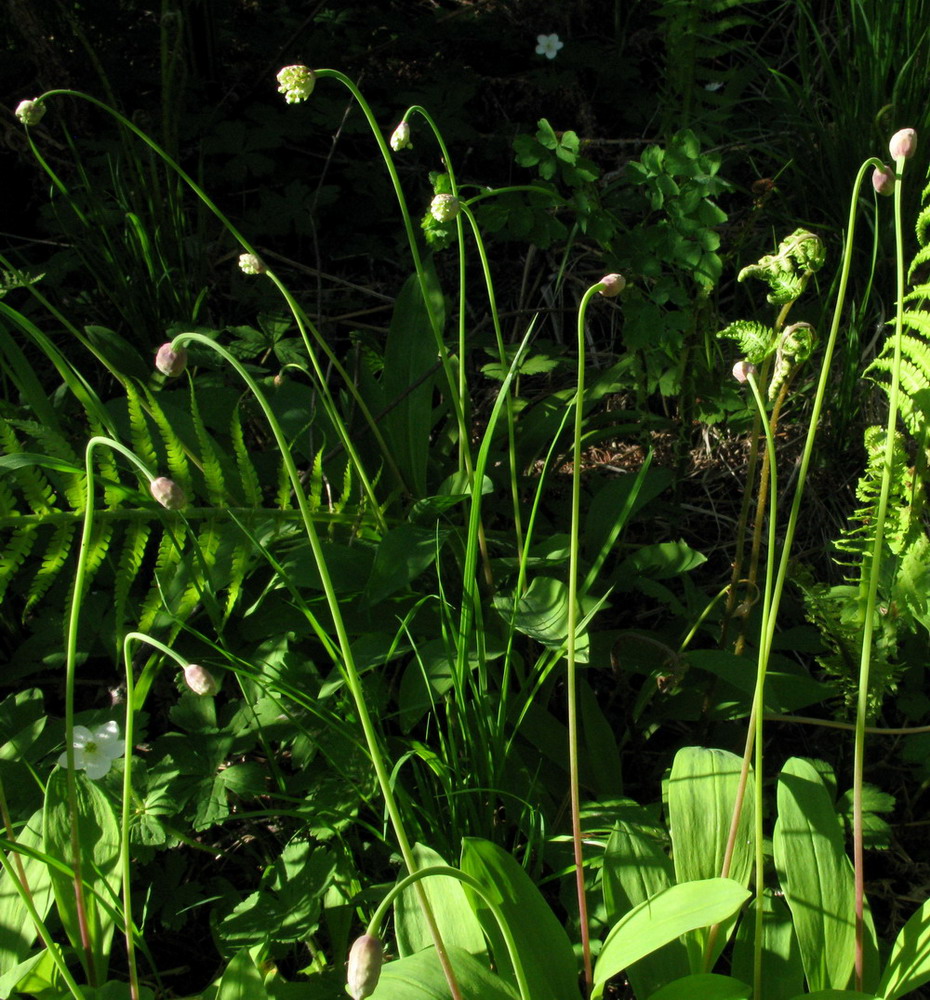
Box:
[347,934,383,1000]
[183,663,218,697]
[155,343,188,377]
[390,121,412,152]
[889,128,917,161]
[238,252,266,275]
[150,476,187,510]
[597,273,626,297]
[276,65,315,104]
[15,99,46,126]
[429,193,460,222]
[871,164,895,197]
[732,360,757,384]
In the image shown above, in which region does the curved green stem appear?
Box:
[852,149,909,989]
[170,331,461,1000]
[367,864,534,1000]
[569,282,605,994]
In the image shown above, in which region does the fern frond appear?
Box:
[715,320,776,363]
[189,386,226,507]
[126,382,158,474]
[140,385,192,496]
[231,406,262,508]
[113,518,153,639]
[0,524,37,608]
[24,522,76,613]
[139,527,183,633]
[0,423,56,515]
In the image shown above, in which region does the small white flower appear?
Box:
[704,81,724,92]
[390,121,412,152]
[58,722,125,780]
[15,99,46,126]
[430,193,461,222]
[535,33,564,60]
[276,64,315,104]
[238,252,265,275]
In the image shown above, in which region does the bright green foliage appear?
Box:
[773,758,880,993]
[738,229,826,304]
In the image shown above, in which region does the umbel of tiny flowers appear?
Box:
[347,934,383,1000]
[390,120,412,152]
[155,342,188,377]
[872,164,896,197]
[183,663,218,697]
[597,273,626,298]
[889,127,917,160]
[150,476,187,510]
[238,252,266,275]
[58,721,125,780]
[535,32,564,59]
[15,98,46,126]
[430,193,461,223]
[276,64,315,104]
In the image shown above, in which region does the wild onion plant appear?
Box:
[5,67,930,1000]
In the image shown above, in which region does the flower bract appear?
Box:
[535,33,564,59]
[58,721,125,780]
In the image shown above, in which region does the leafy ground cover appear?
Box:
[3,3,930,999]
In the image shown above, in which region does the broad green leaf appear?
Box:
[43,768,121,983]
[877,895,930,1000]
[460,837,577,1000]
[380,267,444,497]
[366,525,444,605]
[647,973,751,1000]
[0,809,53,970]
[216,945,270,1000]
[668,747,753,969]
[788,993,876,1000]
[370,944,518,999]
[773,758,863,992]
[603,809,688,997]
[592,879,750,999]
[395,846,487,962]
[491,575,590,658]
[668,747,754,886]
[731,890,804,1000]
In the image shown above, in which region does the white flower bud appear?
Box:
[183,663,218,696]
[872,164,895,197]
[155,343,188,377]
[430,193,460,222]
[150,476,187,510]
[347,935,383,1000]
[276,65,315,104]
[238,253,266,275]
[597,273,626,297]
[390,121,412,151]
[889,128,917,161]
[732,361,757,383]
[15,99,46,126]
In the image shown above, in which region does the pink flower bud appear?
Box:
[732,361,756,383]
[889,128,917,161]
[183,663,218,696]
[347,934,383,1000]
[872,164,895,197]
[155,343,188,377]
[150,476,187,510]
[597,273,626,297]
[429,193,460,222]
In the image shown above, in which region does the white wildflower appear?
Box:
[58,722,125,780]
[535,33,564,60]
[276,65,315,104]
